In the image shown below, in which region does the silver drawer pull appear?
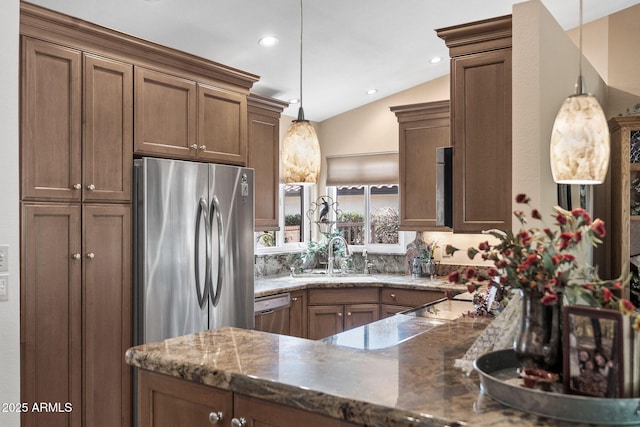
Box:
[208,411,224,424]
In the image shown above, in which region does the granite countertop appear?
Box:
[126,316,595,427]
[255,273,467,297]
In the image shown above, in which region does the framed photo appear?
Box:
[563,306,625,398]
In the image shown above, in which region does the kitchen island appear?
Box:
[125,309,595,427]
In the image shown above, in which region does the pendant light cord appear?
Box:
[297,0,305,121]
[576,0,584,95]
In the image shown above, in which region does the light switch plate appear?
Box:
[0,245,8,272]
[0,274,8,302]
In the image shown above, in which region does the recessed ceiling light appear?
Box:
[366,89,378,95]
[258,36,279,47]
[430,56,442,64]
[289,98,300,105]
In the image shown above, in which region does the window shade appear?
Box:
[325,152,399,186]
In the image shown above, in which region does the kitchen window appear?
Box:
[328,184,402,250]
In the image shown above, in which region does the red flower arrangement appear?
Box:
[447,194,640,330]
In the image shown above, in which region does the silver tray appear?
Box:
[474,349,640,425]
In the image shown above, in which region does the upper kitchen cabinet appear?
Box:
[391,100,450,230]
[248,94,288,231]
[21,37,133,203]
[134,67,249,165]
[437,15,512,233]
[198,83,247,165]
[134,67,197,160]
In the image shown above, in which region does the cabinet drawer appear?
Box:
[380,288,444,307]
[308,288,378,305]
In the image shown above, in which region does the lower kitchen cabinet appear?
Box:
[21,203,132,427]
[379,288,444,319]
[307,288,379,340]
[289,290,308,338]
[137,370,359,427]
[234,393,359,427]
[137,370,233,427]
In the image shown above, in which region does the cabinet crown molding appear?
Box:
[436,14,512,57]
[20,1,259,91]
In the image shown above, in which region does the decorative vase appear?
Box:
[421,258,438,278]
[513,287,562,372]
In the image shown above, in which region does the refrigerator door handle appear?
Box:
[209,195,225,307]
[195,197,211,309]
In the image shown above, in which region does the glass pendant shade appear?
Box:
[282,117,321,184]
[550,93,610,184]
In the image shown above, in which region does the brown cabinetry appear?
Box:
[379,288,444,319]
[234,393,359,427]
[21,203,131,427]
[307,288,379,340]
[21,37,133,203]
[134,67,248,165]
[601,116,640,298]
[137,370,359,427]
[137,370,232,427]
[21,35,132,427]
[248,94,288,230]
[289,290,308,338]
[133,67,197,159]
[391,101,450,230]
[437,15,512,233]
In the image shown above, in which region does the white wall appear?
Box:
[513,0,607,219]
[0,1,21,426]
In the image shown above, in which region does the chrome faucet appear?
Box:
[327,235,350,276]
[362,249,373,275]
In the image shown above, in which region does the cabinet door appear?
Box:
[289,290,308,338]
[234,393,359,426]
[83,204,132,427]
[134,67,197,159]
[451,49,512,233]
[83,54,133,203]
[21,203,82,427]
[248,105,280,230]
[197,83,247,165]
[137,370,232,427]
[380,288,444,307]
[308,305,344,340]
[344,304,379,331]
[392,101,450,230]
[21,37,82,202]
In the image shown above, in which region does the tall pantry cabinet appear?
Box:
[20,36,132,427]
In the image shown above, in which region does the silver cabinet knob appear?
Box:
[86,253,95,259]
[71,253,81,260]
[73,183,82,190]
[347,312,352,316]
[337,312,342,317]
[390,293,396,299]
[199,145,207,151]
[231,418,247,427]
[87,184,95,191]
[190,144,198,150]
[292,297,298,302]
[208,411,224,424]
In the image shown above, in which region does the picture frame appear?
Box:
[563,306,625,398]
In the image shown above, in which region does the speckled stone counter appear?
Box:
[125,318,596,427]
[254,273,468,298]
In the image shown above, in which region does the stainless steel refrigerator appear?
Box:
[133,157,254,345]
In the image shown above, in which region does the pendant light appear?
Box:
[281,0,321,184]
[549,0,609,184]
